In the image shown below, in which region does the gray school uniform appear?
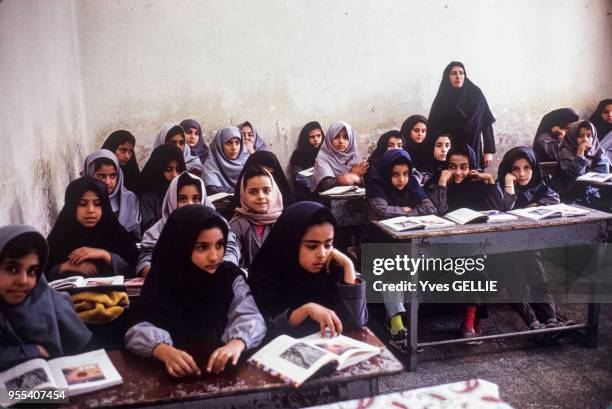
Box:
[124,275,266,356]
[228,215,273,268]
[367,197,438,220]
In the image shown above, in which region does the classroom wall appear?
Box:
[1,0,611,232]
[0,0,89,233]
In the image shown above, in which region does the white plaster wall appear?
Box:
[1,0,611,232]
[76,0,612,166]
[0,0,88,233]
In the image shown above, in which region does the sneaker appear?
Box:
[389,328,410,354]
[461,323,483,346]
[529,320,546,330]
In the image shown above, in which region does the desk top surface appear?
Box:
[371,205,612,240]
[576,179,612,188]
[65,327,402,408]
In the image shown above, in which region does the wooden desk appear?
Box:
[369,206,612,371]
[64,327,403,408]
[576,179,612,212]
[318,192,367,228]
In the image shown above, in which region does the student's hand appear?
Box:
[483,153,493,168]
[152,343,201,378]
[438,170,452,187]
[140,266,151,278]
[244,139,255,155]
[325,248,356,284]
[350,161,369,176]
[60,261,98,276]
[469,170,495,184]
[337,173,361,186]
[403,207,412,213]
[306,303,343,337]
[68,247,111,265]
[207,339,246,373]
[36,345,50,358]
[504,173,516,193]
[577,141,591,157]
[551,126,566,140]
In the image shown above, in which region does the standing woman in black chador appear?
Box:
[428,61,496,170]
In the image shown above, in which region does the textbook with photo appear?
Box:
[0,349,122,406]
[208,192,234,203]
[298,167,314,177]
[481,210,519,223]
[576,172,612,183]
[248,333,380,387]
[319,185,366,196]
[509,203,590,221]
[379,215,455,232]
[48,275,125,292]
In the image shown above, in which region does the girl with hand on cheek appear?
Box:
[237,121,268,155]
[532,108,579,162]
[46,178,138,281]
[229,166,283,268]
[496,147,561,330]
[0,225,91,371]
[427,144,503,215]
[248,202,367,338]
[553,120,610,204]
[202,127,249,195]
[125,205,265,377]
[421,131,452,187]
[311,122,368,193]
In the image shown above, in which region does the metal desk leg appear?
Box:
[408,241,419,371]
[586,303,600,348]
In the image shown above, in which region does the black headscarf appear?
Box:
[366,149,428,208]
[438,144,493,212]
[367,130,404,165]
[129,205,242,347]
[400,115,430,171]
[428,62,495,168]
[180,118,209,164]
[101,130,140,194]
[290,121,325,169]
[248,202,340,321]
[589,99,612,141]
[232,150,294,208]
[46,177,138,275]
[139,144,186,197]
[423,130,453,178]
[532,108,580,154]
[497,147,558,208]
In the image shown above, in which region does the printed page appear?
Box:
[298,167,314,177]
[249,335,336,387]
[82,276,124,287]
[320,185,358,195]
[481,210,518,223]
[413,215,455,229]
[379,216,424,232]
[300,333,380,370]
[208,192,233,202]
[47,349,122,396]
[49,276,84,290]
[444,208,487,225]
[0,359,56,393]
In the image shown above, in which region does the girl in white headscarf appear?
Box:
[202,127,249,195]
[153,124,204,176]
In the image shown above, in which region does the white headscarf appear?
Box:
[154,123,204,174]
[202,126,249,192]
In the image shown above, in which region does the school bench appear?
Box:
[63,327,403,409]
[367,206,612,371]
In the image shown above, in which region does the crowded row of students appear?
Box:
[1,201,367,375]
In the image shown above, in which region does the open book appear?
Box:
[319,186,366,196]
[208,192,233,203]
[298,167,314,177]
[509,203,590,220]
[49,275,124,292]
[576,172,612,183]
[444,208,519,224]
[0,349,122,406]
[249,333,380,387]
[379,215,455,232]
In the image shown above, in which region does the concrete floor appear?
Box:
[373,303,612,409]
